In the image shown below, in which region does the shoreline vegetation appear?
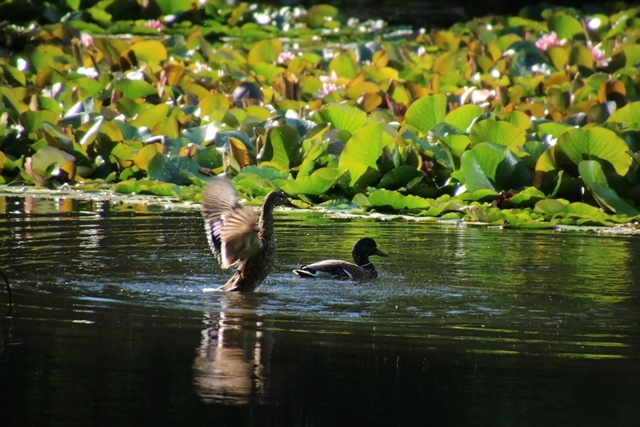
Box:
[2,1,640,231]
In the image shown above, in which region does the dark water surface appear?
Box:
[1,195,639,426]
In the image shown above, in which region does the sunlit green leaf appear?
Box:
[557,127,631,176]
[281,167,342,196]
[579,160,640,216]
[404,94,447,134]
[367,189,431,210]
[444,104,482,132]
[248,38,282,66]
[317,104,367,134]
[453,142,532,192]
[259,126,301,170]
[130,40,168,63]
[607,101,640,125]
[339,122,383,187]
[113,79,157,98]
[469,119,526,148]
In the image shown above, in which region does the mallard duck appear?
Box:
[292,238,388,280]
[201,178,291,292]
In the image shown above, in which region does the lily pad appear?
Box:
[579,160,640,216]
[452,142,533,192]
[404,94,447,134]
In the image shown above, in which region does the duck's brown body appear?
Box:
[202,178,289,292]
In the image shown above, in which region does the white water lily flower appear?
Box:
[16,58,29,72]
[76,67,98,78]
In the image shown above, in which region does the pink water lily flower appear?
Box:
[316,71,343,99]
[80,33,94,48]
[591,45,611,67]
[316,82,340,99]
[535,32,566,51]
[319,71,339,84]
[277,51,295,64]
[145,20,163,31]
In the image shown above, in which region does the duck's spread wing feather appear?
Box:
[220,207,261,268]
[202,179,261,269]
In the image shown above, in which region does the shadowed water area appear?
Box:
[1,194,639,426]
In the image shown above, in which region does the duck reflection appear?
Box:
[193,293,272,404]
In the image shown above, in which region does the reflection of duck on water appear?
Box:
[192,294,271,404]
[201,178,293,292]
[293,238,388,280]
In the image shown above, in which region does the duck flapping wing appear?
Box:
[202,179,262,269]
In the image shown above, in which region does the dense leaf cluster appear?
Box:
[2,1,640,227]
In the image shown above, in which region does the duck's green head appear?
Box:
[352,238,388,260]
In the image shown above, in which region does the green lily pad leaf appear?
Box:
[148,154,203,185]
[248,38,282,66]
[134,143,162,171]
[20,110,60,135]
[452,142,533,192]
[258,125,301,170]
[237,165,290,182]
[182,122,220,145]
[113,79,157,98]
[130,40,168,63]
[469,119,525,148]
[569,45,594,68]
[298,137,329,177]
[607,100,640,125]
[0,151,19,174]
[367,189,431,210]
[579,160,640,216]
[432,51,459,75]
[500,111,531,131]
[404,94,447,134]
[339,122,383,187]
[317,104,367,134]
[620,44,640,68]
[307,4,339,28]
[536,121,572,138]
[329,53,357,78]
[547,46,569,70]
[547,12,584,40]
[115,179,141,194]
[87,6,112,26]
[566,202,607,218]
[0,87,29,115]
[444,104,483,132]
[31,45,66,72]
[155,0,195,15]
[31,146,75,177]
[504,220,557,229]
[501,187,547,208]
[378,166,423,190]
[131,104,171,129]
[41,121,74,151]
[557,127,631,176]
[194,146,224,170]
[441,134,472,159]
[534,199,568,216]
[1,63,26,86]
[111,142,139,167]
[281,167,343,196]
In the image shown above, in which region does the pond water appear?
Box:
[1,194,639,426]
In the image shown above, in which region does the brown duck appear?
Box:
[293,238,388,280]
[201,178,291,292]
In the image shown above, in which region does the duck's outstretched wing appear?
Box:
[202,179,262,269]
